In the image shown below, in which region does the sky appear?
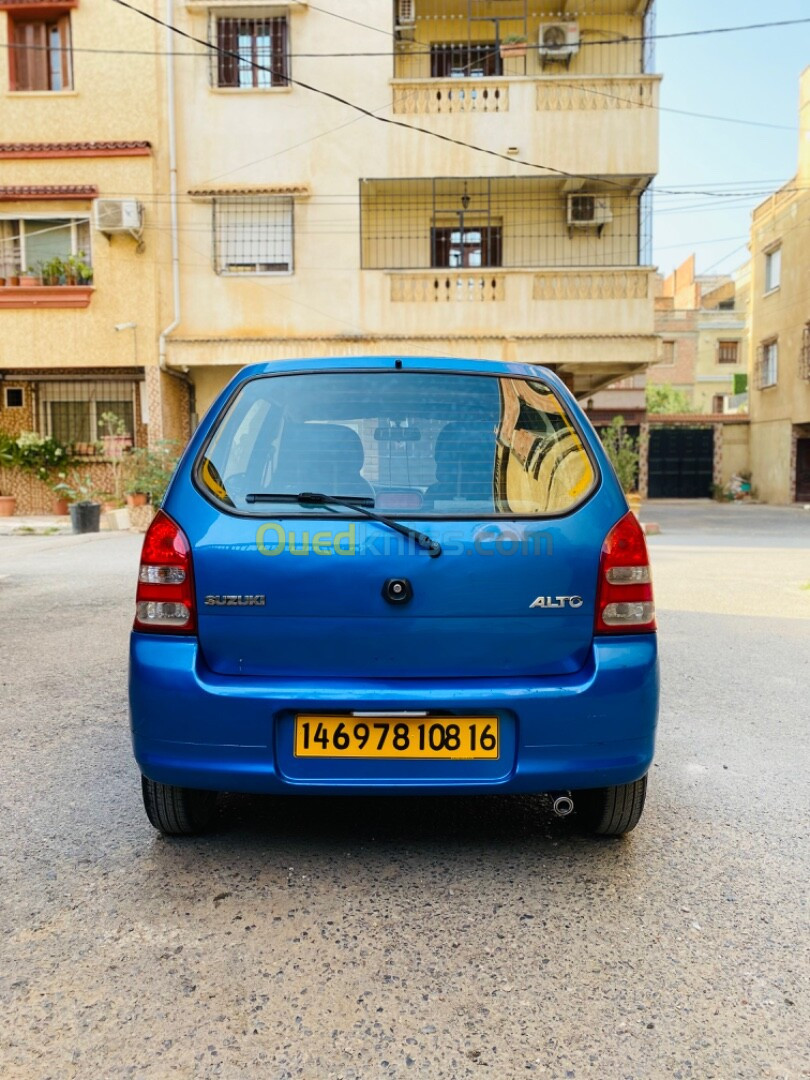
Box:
[652,0,810,279]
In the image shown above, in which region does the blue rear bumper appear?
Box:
[129,634,658,795]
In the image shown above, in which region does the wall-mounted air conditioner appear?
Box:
[395,0,416,39]
[538,22,580,60]
[396,0,415,27]
[567,194,612,238]
[567,194,612,229]
[94,199,144,249]
[94,199,142,232]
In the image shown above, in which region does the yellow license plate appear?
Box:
[294,715,499,759]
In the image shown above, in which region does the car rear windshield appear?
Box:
[195,370,596,517]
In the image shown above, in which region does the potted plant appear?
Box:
[600,415,641,515]
[500,34,528,58]
[19,267,40,287]
[126,440,180,508]
[39,256,66,287]
[65,252,93,286]
[0,434,18,515]
[53,472,102,534]
[99,411,132,461]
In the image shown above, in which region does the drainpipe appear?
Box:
[157,0,196,431]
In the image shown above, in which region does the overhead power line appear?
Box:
[5,15,810,57]
[108,0,802,199]
[3,37,793,133]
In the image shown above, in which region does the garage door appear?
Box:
[648,427,714,499]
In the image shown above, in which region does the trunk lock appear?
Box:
[382,578,413,605]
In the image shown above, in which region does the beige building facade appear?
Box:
[0,0,188,512]
[165,0,661,415]
[650,255,748,415]
[747,68,810,504]
[1,0,662,512]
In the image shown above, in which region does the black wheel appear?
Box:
[141,775,218,836]
[574,774,647,837]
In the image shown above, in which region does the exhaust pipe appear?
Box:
[552,795,574,818]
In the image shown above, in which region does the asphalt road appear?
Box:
[1,504,808,1079]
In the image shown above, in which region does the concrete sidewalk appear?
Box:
[0,514,72,536]
[0,505,152,535]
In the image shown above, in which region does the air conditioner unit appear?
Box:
[539,22,580,58]
[94,198,142,233]
[396,0,415,26]
[567,194,612,228]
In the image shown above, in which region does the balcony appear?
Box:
[392,74,659,116]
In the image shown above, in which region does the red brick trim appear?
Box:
[0,285,93,309]
[0,185,98,200]
[0,142,151,159]
[0,1,78,8]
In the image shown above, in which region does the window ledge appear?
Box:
[208,85,292,95]
[763,286,780,297]
[0,285,93,309]
[6,90,79,98]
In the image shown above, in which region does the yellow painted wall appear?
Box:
[719,424,750,487]
[0,2,167,371]
[748,68,810,501]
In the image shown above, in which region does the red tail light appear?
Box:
[134,510,196,634]
[595,511,656,634]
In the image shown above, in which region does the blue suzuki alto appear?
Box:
[130,356,658,837]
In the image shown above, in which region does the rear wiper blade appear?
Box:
[246,491,442,558]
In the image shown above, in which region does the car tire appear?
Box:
[141,775,218,836]
[574,774,647,837]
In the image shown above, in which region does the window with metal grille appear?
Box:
[361,177,645,270]
[430,43,501,78]
[9,13,72,91]
[717,340,739,365]
[0,217,91,278]
[756,341,778,389]
[430,226,502,268]
[36,380,139,453]
[800,323,810,382]
[213,198,293,275]
[213,15,289,88]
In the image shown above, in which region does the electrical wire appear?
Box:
[106,0,805,198]
[3,14,807,56]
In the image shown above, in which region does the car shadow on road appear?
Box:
[153,791,636,863]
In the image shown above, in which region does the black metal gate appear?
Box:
[648,427,714,499]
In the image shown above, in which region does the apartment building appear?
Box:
[165,0,661,416]
[650,255,748,415]
[748,68,810,504]
[0,0,186,513]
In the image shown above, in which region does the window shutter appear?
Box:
[755,345,765,389]
[431,228,451,268]
[13,21,49,91]
[485,226,503,267]
[57,15,72,91]
[216,18,239,88]
[272,17,288,85]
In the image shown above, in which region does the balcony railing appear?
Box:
[533,269,652,301]
[390,272,505,302]
[387,268,652,304]
[536,75,659,112]
[392,79,508,114]
[391,74,659,116]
